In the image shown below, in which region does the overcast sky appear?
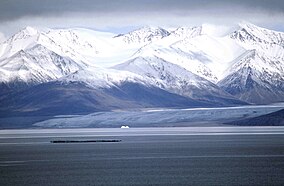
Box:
[0,0,284,37]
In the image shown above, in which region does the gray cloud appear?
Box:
[0,0,284,36]
[1,0,284,21]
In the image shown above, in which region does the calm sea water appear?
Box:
[1,127,284,186]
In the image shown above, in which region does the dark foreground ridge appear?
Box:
[50,139,121,143]
[227,109,284,126]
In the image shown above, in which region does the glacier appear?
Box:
[33,105,284,128]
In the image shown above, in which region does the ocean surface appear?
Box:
[1,127,284,186]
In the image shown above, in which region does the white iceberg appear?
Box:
[121,125,130,129]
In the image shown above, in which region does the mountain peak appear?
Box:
[171,26,201,38]
[6,26,40,44]
[237,21,276,33]
[238,21,257,29]
[236,21,265,35]
[136,25,167,32]
[23,26,38,34]
[115,26,170,44]
[130,26,168,33]
[231,21,284,47]
[17,26,39,38]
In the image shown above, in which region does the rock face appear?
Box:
[0,22,283,116]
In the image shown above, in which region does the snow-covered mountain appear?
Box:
[0,22,283,116]
[113,56,243,105]
[0,44,84,85]
[218,22,284,103]
[218,50,284,103]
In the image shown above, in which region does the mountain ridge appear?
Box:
[0,22,283,116]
